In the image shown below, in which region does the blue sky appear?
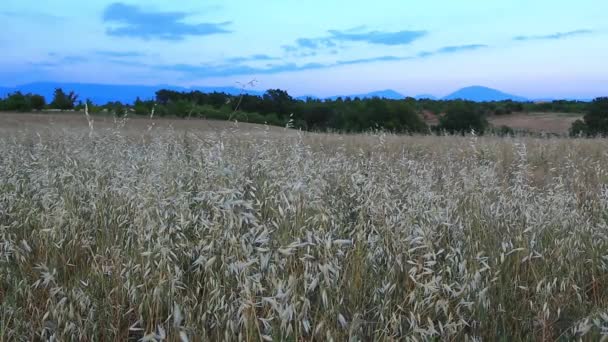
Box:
[1,0,607,98]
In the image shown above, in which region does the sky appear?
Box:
[1,0,607,99]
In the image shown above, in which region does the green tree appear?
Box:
[50,88,78,110]
[30,94,46,110]
[569,119,588,137]
[3,92,32,112]
[439,101,487,134]
[582,97,608,136]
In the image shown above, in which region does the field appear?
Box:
[488,112,583,134]
[420,110,583,134]
[2,112,608,341]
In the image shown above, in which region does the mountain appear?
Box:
[1,82,263,104]
[0,87,11,97]
[326,89,405,100]
[1,82,545,104]
[443,86,527,102]
[414,94,437,100]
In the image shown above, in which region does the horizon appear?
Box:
[2,1,608,99]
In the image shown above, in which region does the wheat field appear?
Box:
[1,115,608,341]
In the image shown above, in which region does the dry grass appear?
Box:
[0,112,285,136]
[1,113,608,341]
[488,112,583,134]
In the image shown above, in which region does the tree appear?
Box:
[30,94,46,110]
[439,101,487,134]
[582,97,608,136]
[262,89,295,118]
[50,88,78,110]
[569,119,588,137]
[3,92,32,112]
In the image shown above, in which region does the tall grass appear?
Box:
[1,122,608,341]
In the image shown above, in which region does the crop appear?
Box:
[1,120,608,341]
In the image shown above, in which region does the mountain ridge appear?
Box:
[0,82,578,104]
[442,85,527,102]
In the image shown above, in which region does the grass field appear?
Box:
[488,112,583,134]
[1,113,608,341]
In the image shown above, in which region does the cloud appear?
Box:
[94,50,146,57]
[514,29,593,41]
[327,28,428,46]
[102,3,232,40]
[296,37,336,49]
[153,62,329,78]
[417,44,488,58]
[335,56,409,65]
[153,41,487,78]
[283,27,428,55]
[226,54,279,63]
[30,55,89,67]
[0,10,62,21]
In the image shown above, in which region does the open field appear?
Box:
[419,111,583,134]
[488,112,583,134]
[2,115,608,341]
[0,112,286,135]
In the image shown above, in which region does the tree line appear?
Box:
[1,87,606,135]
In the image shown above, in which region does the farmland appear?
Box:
[1,113,608,341]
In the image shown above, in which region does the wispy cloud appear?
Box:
[94,50,146,58]
[282,27,428,54]
[336,55,409,66]
[0,10,62,21]
[152,42,483,78]
[328,28,428,45]
[102,3,232,41]
[225,54,280,63]
[514,29,593,41]
[416,44,488,58]
[31,54,89,67]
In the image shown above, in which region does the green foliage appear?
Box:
[104,101,126,116]
[133,97,154,115]
[2,92,33,112]
[0,92,46,112]
[569,119,588,137]
[50,88,78,110]
[582,97,608,136]
[492,125,515,137]
[29,94,46,110]
[85,99,102,114]
[439,100,488,134]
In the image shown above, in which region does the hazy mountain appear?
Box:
[0,87,11,97]
[442,86,527,102]
[0,82,554,104]
[326,89,405,100]
[414,94,437,100]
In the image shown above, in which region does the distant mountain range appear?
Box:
[0,82,588,104]
[324,89,406,101]
[442,86,528,102]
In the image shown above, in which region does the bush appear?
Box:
[30,94,46,111]
[3,92,32,112]
[570,119,588,137]
[50,88,78,110]
[439,101,488,134]
[583,97,608,136]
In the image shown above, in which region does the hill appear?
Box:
[443,86,527,102]
[326,89,405,100]
[415,94,438,100]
